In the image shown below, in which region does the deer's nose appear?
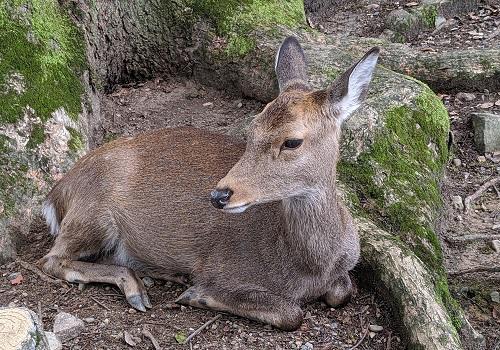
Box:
[210,188,233,209]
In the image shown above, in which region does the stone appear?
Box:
[300,342,314,350]
[53,311,85,342]
[369,324,384,332]
[434,15,446,28]
[472,113,500,153]
[491,291,500,303]
[491,240,500,253]
[142,276,154,288]
[451,195,464,211]
[385,9,419,40]
[452,158,461,167]
[0,307,49,350]
[83,317,95,323]
[456,92,476,102]
[477,155,486,163]
[45,331,62,350]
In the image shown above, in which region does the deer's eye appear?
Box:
[282,139,303,150]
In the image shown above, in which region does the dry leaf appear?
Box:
[406,2,419,6]
[10,274,23,285]
[479,102,494,109]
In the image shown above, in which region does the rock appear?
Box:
[451,195,464,211]
[452,158,461,167]
[142,276,154,288]
[7,271,21,280]
[53,311,85,342]
[491,240,500,253]
[491,291,500,303]
[0,307,49,350]
[366,3,380,10]
[300,342,314,350]
[472,113,500,153]
[83,317,95,323]
[434,15,446,28]
[385,9,419,41]
[477,155,486,163]
[45,331,62,350]
[369,324,384,332]
[456,92,476,102]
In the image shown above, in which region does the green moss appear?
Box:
[338,86,460,329]
[417,5,438,28]
[26,123,45,149]
[67,126,83,152]
[192,0,306,57]
[0,0,85,124]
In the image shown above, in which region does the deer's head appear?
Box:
[211,37,379,213]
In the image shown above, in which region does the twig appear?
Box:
[464,177,500,213]
[386,331,392,350]
[16,260,65,285]
[90,296,110,311]
[446,234,500,243]
[184,314,222,344]
[37,301,43,329]
[349,327,369,350]
[449,266,500,276]
[142,327,162,350]
[493,184,500,198]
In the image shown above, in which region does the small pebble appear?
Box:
[237,102,243,108]
[452,158,461,167]
[491,291,499,303]
[369,324,383,332]
[491,240,500,253]
[451,195,464,211]
[142,276,154,288]
[83,317,95,323]
[128,308,136,314]
[202,102,213,107]
[103,318,110,325]
[477,155,486,163]
[300,341,314,350]
[7,272,20,281]
[369,331,376,338]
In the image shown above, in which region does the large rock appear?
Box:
[0,0,92,263]
[472,113,500,153]
[0,307,49,350]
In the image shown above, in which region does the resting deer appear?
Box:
[38,37,379,330]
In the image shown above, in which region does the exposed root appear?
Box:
[142,327,161,350]
[446,234,500,243]
[464,177,500,213]
[449,266,500,276]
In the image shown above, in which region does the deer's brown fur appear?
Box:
[39,37,379,330]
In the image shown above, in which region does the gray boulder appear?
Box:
[472,113,500,153]
[52,312,85,342]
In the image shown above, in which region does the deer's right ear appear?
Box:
[275,36,310,93]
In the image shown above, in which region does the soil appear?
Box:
[0,79,403,350]
[308,0,500,50]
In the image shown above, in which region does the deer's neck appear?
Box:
[281,179,344,269]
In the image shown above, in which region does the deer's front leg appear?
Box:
[176,285,304,331]
[323,273,353,307]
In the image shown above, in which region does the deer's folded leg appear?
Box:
[175,285,303,331]
[323,273,353,308]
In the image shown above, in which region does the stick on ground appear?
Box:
[90,296,110,311]
[446,234,500,243]
[142,327,162,350]
[349,328,369,350]
[464,177,500,213]
[185,314,222,344]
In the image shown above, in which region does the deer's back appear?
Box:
[49,127,282,277]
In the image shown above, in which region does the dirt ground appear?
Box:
[0,79,403,350]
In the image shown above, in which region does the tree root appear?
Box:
[446,234,500,244]
[449,266,500,276]
[464,177,500,213]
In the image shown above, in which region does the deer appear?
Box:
[38,36,379,330]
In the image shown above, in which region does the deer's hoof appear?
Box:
[127,295,147,312]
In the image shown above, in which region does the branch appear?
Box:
[464,177,500,213]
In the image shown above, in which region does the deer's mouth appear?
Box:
[222,203,251,214]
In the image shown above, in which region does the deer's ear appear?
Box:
[327,47,379,124]
[275,36,310,93]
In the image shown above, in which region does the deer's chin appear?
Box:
[222,203,251,214]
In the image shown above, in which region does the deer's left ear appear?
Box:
[327,47,380,123]
[275,36,310,92]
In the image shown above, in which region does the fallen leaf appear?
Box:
[174,331,187,344]
[124,331,137,347]
[10,274,23,285]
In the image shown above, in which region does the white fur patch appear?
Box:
[42,200,60,235]
[337,51,379,123]
[223,204,251,214]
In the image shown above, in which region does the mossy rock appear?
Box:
[0,0,88,263]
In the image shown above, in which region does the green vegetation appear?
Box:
[338,87,461,328]
[26,123,45,149]
[192,0,305,56]
[67,126,84,152]
[0,0,85,124]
